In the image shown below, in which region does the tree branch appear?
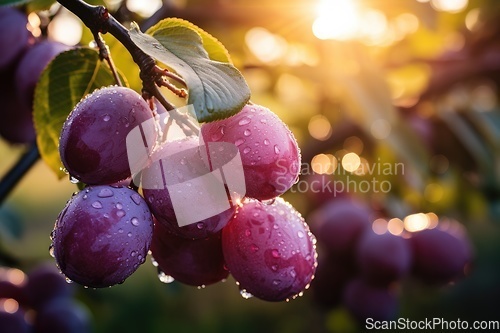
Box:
[57,0,199,134]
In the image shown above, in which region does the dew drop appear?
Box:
[151,257,159,267]
[69,176,79,184]
[243,147,251,154]
[274,145,280,154]
[263,139,270,146]
[249,244,259,253]
[197,285,206,290]
[92,201,103,209]
[271,249,280,258]
[131,217,139,226]
[297,231,304,238]
[48,245,55,258]
[65,277,73,284]
[158,271,175,283]
[131,193,142,205]
[271,265,278,271]
[116,203,123,209]
[272,279,281,286]
[238,117,251,126]
[83,195,88,200]
[196,222,205,230]
[290,269,297,278]
[273,224,279,230]
[98,188,114,198]
[180,158,187,165]
[117,210,125,217]
[131,251,137,257]
[103,114,111,122]
[260,118,267,124]
[240,289,253,299]
[244,229,251,237]
[235,138,245,146]
[127,232,132,237]
[211,126,225,141]
[118,228,124,234]
[243,129,251,136]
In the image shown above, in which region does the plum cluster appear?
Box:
[53,85,317,302]
[0,263,91,333]
[0,7,70,144]
[308,198,472,322]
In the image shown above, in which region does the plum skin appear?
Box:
[222,198,317,302]
[201,104,301,201]
[59,86,156,185]
[151,221,229,286]
[52,185,153,288]
[142,136,235,240]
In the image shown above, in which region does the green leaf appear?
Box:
[129,22,251,123]
[33,48,128,179]
[146,18,232,64]
[26,0,54,11]
[0,0,30,6]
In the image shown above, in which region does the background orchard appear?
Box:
[0,0,499,332]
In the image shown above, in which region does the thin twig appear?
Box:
[0,143,40,205]
[157,78,188,98]
[93,31,123,86]
[154,66,187,87]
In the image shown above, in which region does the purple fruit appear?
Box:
[222,198,317,301]
[52,185,153,288]
[0,267,28,306]
[151,221,228,286]
[343,278,398,322]
[34,298,91,333]
[142,136,235,239]
[0,308,31,333]
[59,86,156,184]
[26,263,73,309]
[201,104,301,200]
[0,7,32,71]
[309,198,372,258]
[15,40,70,109]
[356,230,412,286]
[310,254,356,308]
[410,227,472,284]
[0,67,36,144]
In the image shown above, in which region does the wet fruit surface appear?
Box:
[142,136,235,239]
[151,221,229,286]
[222,198,317,301]
[201,104,301,200]
[59,86,156,185]
[52,185,153,288]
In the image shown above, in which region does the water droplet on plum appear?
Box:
[98,188,114,198]
[92,201,103,209]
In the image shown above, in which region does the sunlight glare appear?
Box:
[312,0,360,40]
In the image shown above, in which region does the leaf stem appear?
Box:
[0,143,40,205]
